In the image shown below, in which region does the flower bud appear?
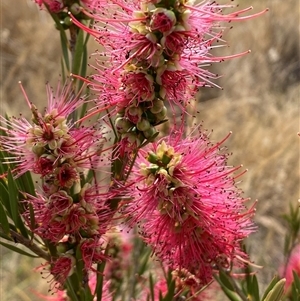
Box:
[150,98,164,114]
[137,118,151,131]
[155,106,167,122]
[126,106,143,124]
[143,126,157,139]
[64,16,73,27]
[56,242,69,254]
[150,8,177,33]
[70,3,81,15]
[147,151,158,164]
[115,117,132,133]
[32,144,45,156]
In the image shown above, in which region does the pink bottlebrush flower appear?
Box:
[49,254,76,290]
[117,133,142,157]
[282,244,300,292]
[23,191,69,242]
[171,267,221,300]
[150,8,177,33]
[0,81,107,180]
[80,183,118,225]
[54,163,79,188]
[156,65,190,105]
[0,82,82,176]
[47,190,74,216]
[69,1,267,149]
[80,238,108,272]
[125,129,256,283]
[23,183,112,242]
[33,155,56,176]
[120,67,155,105]
[71,0,267,111]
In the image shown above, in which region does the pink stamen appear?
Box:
[77,8,147,23]
[18,81,32,109]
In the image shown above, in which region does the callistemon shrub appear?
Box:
[0,0,269,298]
[125,129,256,284]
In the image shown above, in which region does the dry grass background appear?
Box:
[0,0,299,300]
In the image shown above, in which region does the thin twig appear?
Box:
[9,229,51,262]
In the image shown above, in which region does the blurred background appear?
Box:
[0,0,299,300]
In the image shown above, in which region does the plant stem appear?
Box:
[9,229,51,261]
[231,277,248,301]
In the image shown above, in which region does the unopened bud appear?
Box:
[137,118,151,131]
[150,98,164,114]
[143,126,157,139]
[70,3,81,15]
[155,106,167,121]
[64,16,72,27]
[115,117,132,133]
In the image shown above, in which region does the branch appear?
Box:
[9,229,51,262]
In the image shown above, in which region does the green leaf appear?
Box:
[28,202,36,241]
[0,150,10,174]
[72,28,84,76]
[262,275,280,300]
[95,246,108,301]
[291,285,299,301]
[83,20,92,47]
[0,240,39,258]
[219,269,235,291]
[61,58,66,82]
[7,170,29,238]
[49,10,70,72]
[219,285,243,301]
[214,273,243,301]
[60,30,70,72]
[78,45,88,91]
[149,273,155,301]
[17,171,35,196]
[7,169,19,224]
[0,179,11,217]
[66,277,80,301]
[293,271,300,291]
[0,201,10,235]
[138,248,151,275]
[291,272,300,301]
[262,278,286,301]
[162,278,175,301]
[75,245,84,284]
[83,285,93,301]
[247,275,260,301]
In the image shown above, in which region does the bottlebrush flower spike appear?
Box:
[71,0,267,142]
[23,183,113,243]
[49,254,76,290]
[0,81,107,180]
[125,128,256,284]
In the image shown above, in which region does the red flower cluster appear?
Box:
[0,82,112,289]
[125,130,256,283]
